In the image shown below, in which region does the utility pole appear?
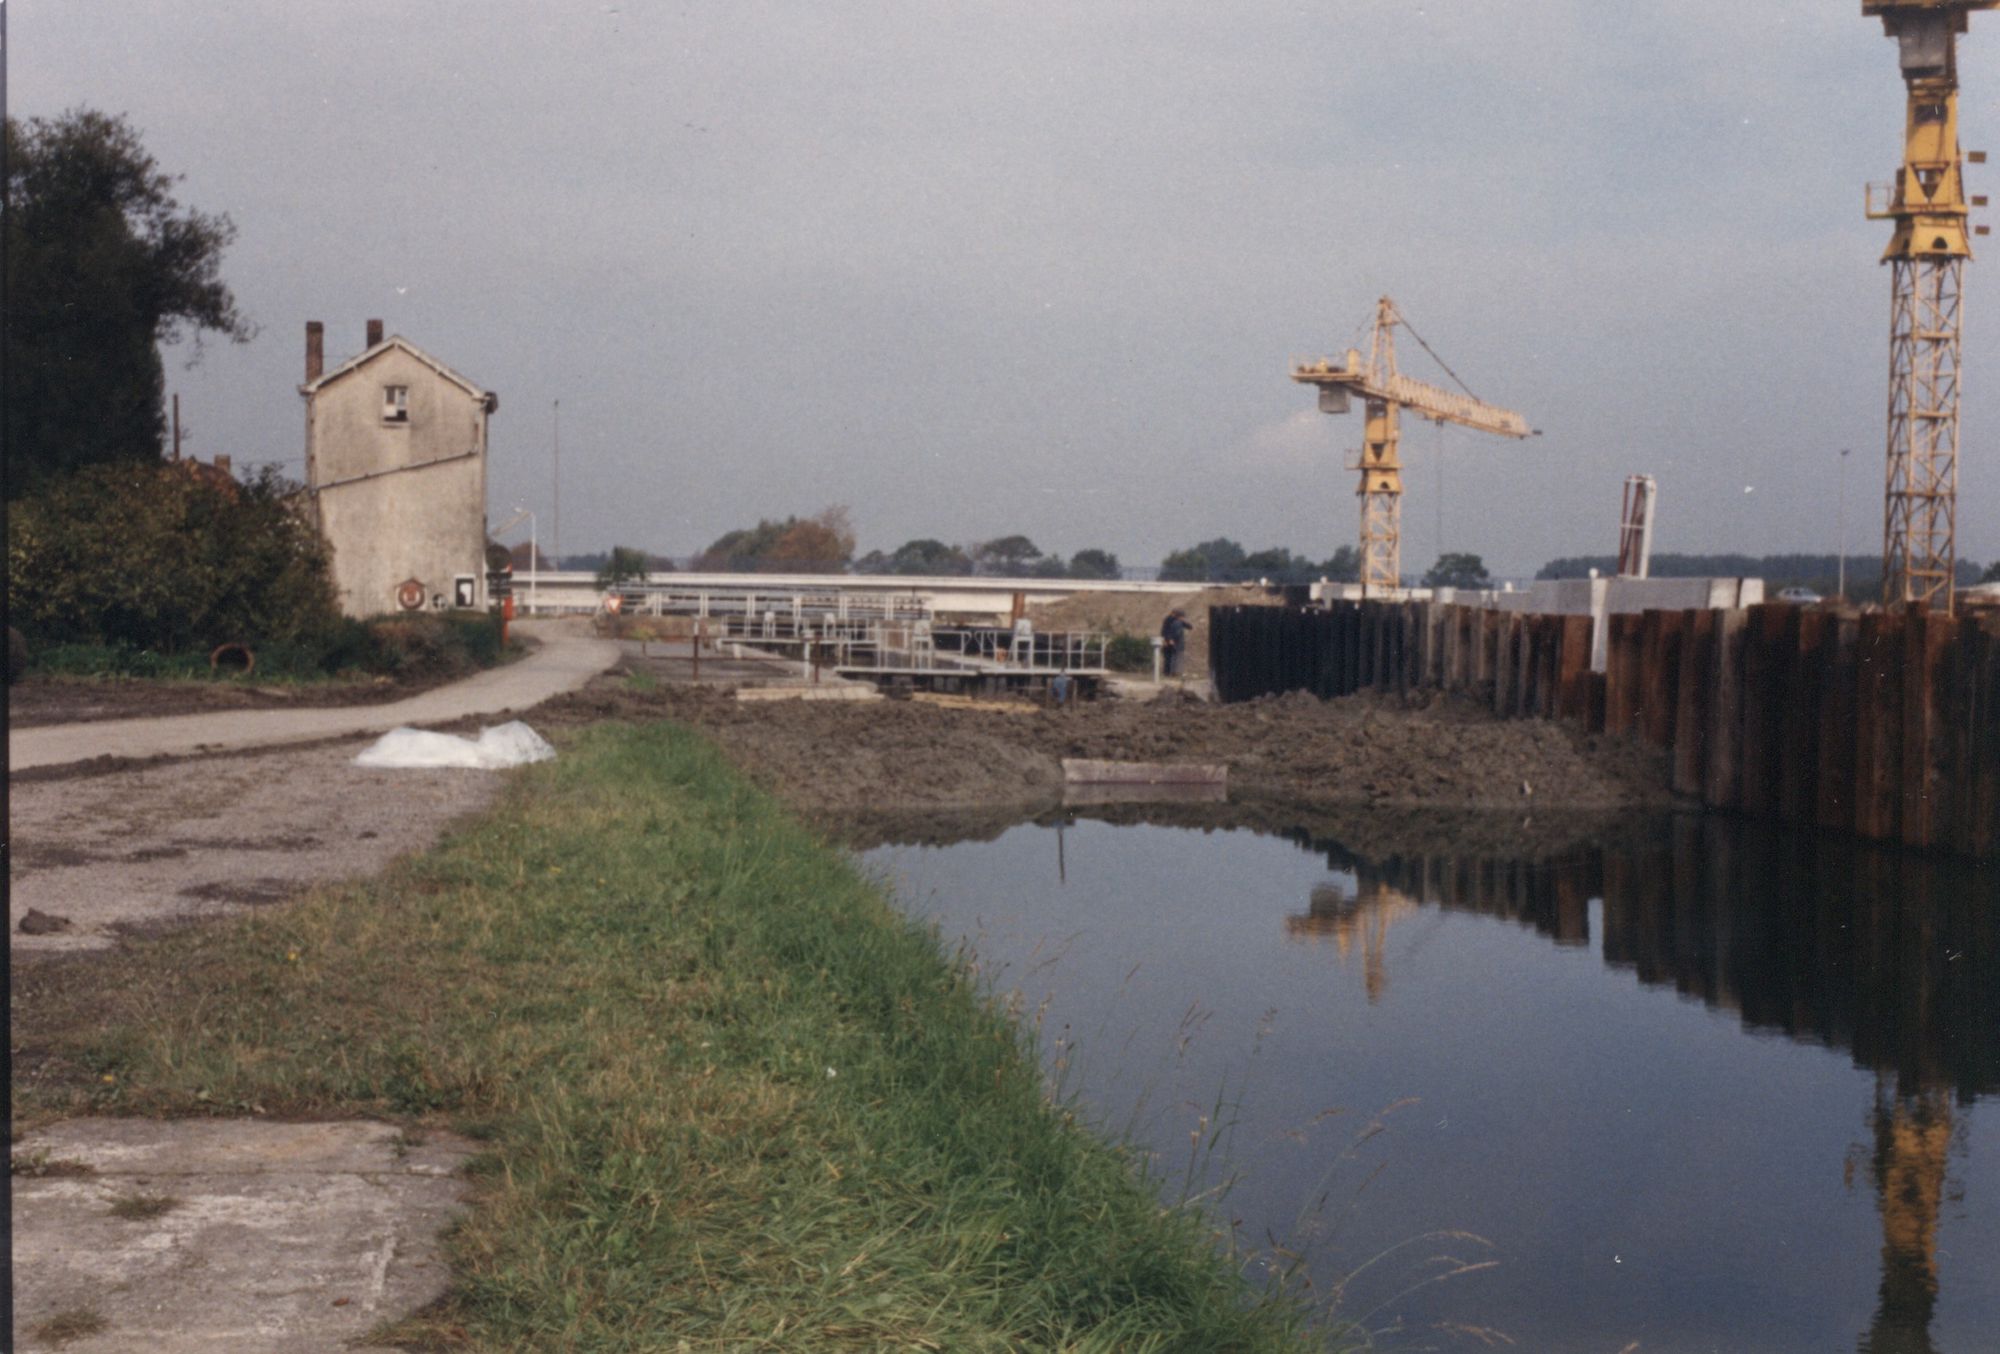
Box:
[551,398,561,569]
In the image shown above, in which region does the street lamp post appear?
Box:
[551,400,561,571]
[526,511,540,616]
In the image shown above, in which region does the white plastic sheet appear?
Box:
[353,721,556,771]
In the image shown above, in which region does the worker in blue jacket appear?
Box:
[1160,608,1193,676]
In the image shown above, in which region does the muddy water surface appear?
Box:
[861,812,2000,1353]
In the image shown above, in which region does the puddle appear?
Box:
[861,809,2000,1352]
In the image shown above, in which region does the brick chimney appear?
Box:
[366,318,384,348]
[305,321,324,382]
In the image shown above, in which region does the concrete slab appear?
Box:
[734,684,883,702]
[8,620,618,772]
[11,1118,474,1353]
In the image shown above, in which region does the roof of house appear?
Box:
[300,336,495,408]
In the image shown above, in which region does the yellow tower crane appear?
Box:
[1865,0,1996,611]
[1291,297,1534,593]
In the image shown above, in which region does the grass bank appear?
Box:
[26,722,1320,1350]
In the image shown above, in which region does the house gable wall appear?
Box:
[305,342,491,618]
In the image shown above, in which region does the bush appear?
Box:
[8,461,341,655]
[24,612,505,684]
[1105,632,1155,672]
[360,612,502,680]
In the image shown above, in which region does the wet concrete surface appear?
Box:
[11,1118,474,1353]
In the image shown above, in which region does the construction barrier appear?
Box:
[1209,600,2000,859]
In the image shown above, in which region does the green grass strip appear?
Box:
[50,722,1326,1351]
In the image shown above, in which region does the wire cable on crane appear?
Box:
[1397,311,1485,402]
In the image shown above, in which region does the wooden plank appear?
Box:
[1737,604,1784,819]
[1673,609,1714,798]
[1642,609,1683,749]
[1777,607,1820,825]
[1900,608,1951,850]
[1557,613,1593,722]
[1704,609,1748,811]
[1603,614,1630,736]
[1061,758,1228,786]
[1605,613,1644,737]
[1403,603,1422,696]
[1938,616,1980,856]
[1816,613,1860,833]
[1854,610,1904,842]
[1972,621,2000,857]
[1533,614,1559,718]
[1513,613,1535,717]
[1493,613,1517,716]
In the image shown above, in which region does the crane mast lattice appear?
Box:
[1291,297,1532,592]
[1865,0,1996,612]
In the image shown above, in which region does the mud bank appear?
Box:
[534,678,1679,828]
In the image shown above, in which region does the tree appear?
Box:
[1321,545,1361,583]
[875,538,974,576]
[1422,552,1492,590]
[696,506,855,573]
[8,461,337,652]
[1981,560,2000,584]
[595,546,652,591]
[1241,548,1322,583]
[1030,553,1069,578]
[971,535,1044,577]
[1159,538,1246,583]
[1068,548,1121,580]
[5,109,252,496]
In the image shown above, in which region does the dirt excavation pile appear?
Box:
[536,680,1676,821]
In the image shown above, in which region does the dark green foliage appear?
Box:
[1159,537,1246,582]
[28,612,504,683]
[970,534,1045,576]
[1105,633,1155,671]
[1068,547,1121,579]
[357,612,504,679]
[1421,551,1491,589]
[594,546,652,591]
[696,506,855,573]
[8,462,337,655]
[854,538,975,575]
[1980,560,1999,584]
[1161,539,1354,584]
[1242,548,1320,583]
[4,109,251,496]
[1321,544,1361,583]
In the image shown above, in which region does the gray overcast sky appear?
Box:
[15,1,2000,576]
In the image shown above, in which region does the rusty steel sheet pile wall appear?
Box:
[1209,602,2000,858]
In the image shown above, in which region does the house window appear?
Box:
[383,386,409,423]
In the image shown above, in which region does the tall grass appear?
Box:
[35,723,1327,1350]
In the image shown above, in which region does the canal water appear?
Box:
[861,811,1999,1353]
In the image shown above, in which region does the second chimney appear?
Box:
[305,321,324,382]
[366,318,384,348]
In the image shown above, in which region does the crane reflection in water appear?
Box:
[1276,816,1994,1352]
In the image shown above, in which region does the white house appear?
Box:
[300,319,498,617]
